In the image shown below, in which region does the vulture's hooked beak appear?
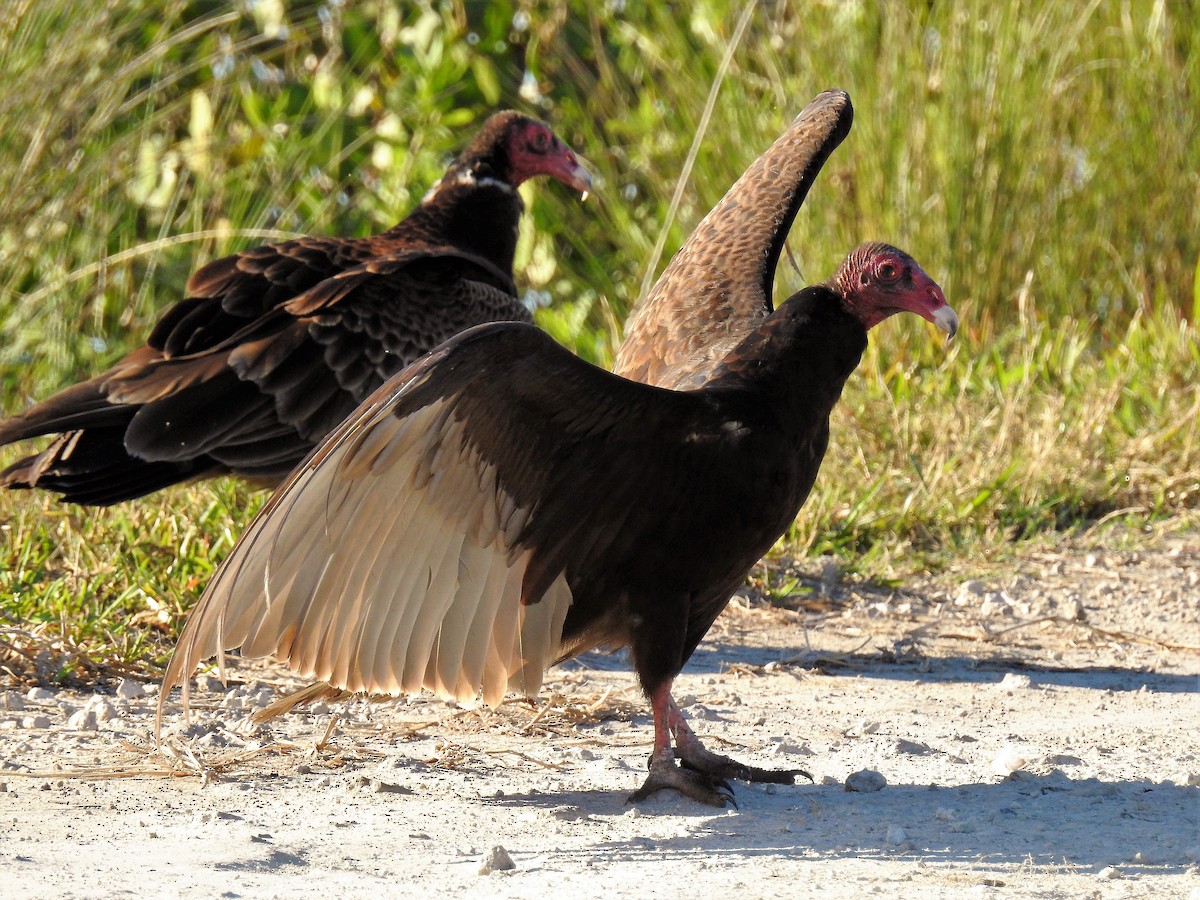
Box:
[931,304,959,345]
[565,155,594,201]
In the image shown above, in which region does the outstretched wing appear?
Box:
[159,323,707,725]
[614,89,853,389]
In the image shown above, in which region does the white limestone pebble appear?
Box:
[980,591,1013,617]
[2,692,25,711]
[115,679,146,700]
[26,688,54,702]
[992,744,1029,776]
[67,709,98,731]
[478,845,516,874]
[996,673,1033,691]
[885,824,907,845]
[954,580,986,606]
[85,697,117,722]
[1097,866,1123,879]
[196,675,225,694]
[845,769,887,792]
[22,716,51,729]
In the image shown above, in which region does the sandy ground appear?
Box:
[2,535,1198,898]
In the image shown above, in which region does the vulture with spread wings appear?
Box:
[160,240,957,806]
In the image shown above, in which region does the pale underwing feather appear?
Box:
[160,391,575,724]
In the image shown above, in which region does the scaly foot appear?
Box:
[627,750,735,807]
[677,742,810,785]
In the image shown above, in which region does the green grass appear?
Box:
[1,1,1197,681]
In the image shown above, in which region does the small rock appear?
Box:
[992,745,1028,776]
[935,807,956,821]
[367,779,412,794]
[22,716,51,729]
[479,845,516,874]
[1185,773,1200,787]
[980,592,1012,617]
[26,688,54,702]
[1097,866,1122,879]
[820,775,840,786]
[198,731,231,748]
[996,673,1033,691]
[845,769,887,793]
[85,697,117,722]
[848,719,881,737]
[67,709,98,731]
[2,693,25,711]
[954,579,986,606]
[115,679,146,700]
[894,739,932,756]
[196,675,225,694]
[885,824,907,845]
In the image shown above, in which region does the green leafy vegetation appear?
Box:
[1,1,1196,679]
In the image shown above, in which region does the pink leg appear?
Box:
[626,684,810,805]
[626,682,736,807]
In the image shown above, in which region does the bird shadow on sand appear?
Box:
[488,775,1198,876]
[570,645,1199,694]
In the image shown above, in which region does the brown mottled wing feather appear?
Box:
[3,247,525,491]
[158,323,716,726]
[613,89,853,389]
[148,237,381,357]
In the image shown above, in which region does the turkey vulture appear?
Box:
[246,95,858,727]
[615,89,853,388]
[158,242,957,806]
[0,111,591,505]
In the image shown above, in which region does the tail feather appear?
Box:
[0,378,128,445]
[0,428,219,505]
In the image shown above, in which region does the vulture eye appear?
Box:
[877,260,899,281]
[530,129,550,152]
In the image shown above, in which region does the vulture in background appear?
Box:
[159,241,958,806]
[614,89,854,388]
[0,111,591,505]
